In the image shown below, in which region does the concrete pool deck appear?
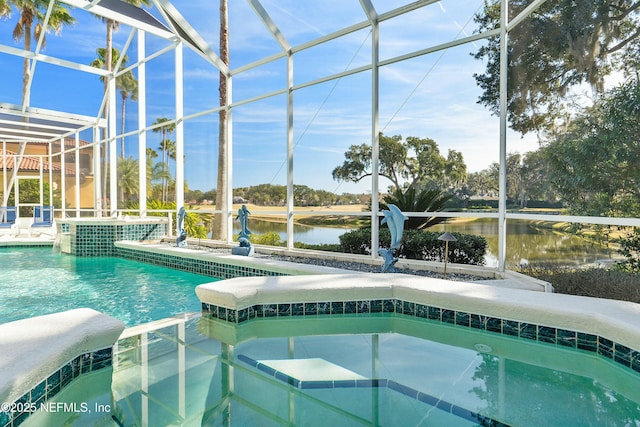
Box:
[116,240,552,292]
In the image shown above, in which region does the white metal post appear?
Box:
[369,6,381,259]
[138,30,148,217]
[225,75,234,242]
[2,141,5,206]
[498,0,509,272]
[48,150,53,210]
[75,134,81,217]
[286,52,294,250]
[60,138,66,216]
[109,76,118,217]
[175,40,185,228]
[93,126,102,217]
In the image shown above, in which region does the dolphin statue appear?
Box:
[176,206,187,248]
[236,204,252,238]
[379,247,398,273]
[384,204,408,249]
[381,208,396,245]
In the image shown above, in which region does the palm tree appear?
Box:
[0,0,74,206]
[152,117,176,203]
[3,0,75,105]
[146,147,169,201]
[214,0,229,240]
[118,70,138,158]
[97,0,150,98]
[90,47,137,158]
[117,156,139,204]
[381,185,453,230]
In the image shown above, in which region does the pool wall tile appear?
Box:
[0,411,10,427]
[382,299,395,313]
[485,317,502,333]
[116,246,289,279]
[356,301,370,314]
[278,304,291,317]
[631,352,640,373]
[415,304,428,319]
[470,314,485,330]
[427,306,441,321]
[441,309,455,324]
[331,302,344,315]
[598,337,614,359]
[318,303,331,315]
[503,320,519,336]
[344,301,357,314]
[64,222,167,257]
[556,329,577,348]
[455,311,470,327]
[304,303,317,315]
[370,300,383,313]
[577,333,598,352]
[519,323,538,341]
[538,326,556,344]
[4,347,114,427]
[614,344,632,367]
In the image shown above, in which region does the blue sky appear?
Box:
[0,0,539,193]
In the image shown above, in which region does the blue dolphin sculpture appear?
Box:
[176,206,187,248]
[381,203,408,250]
[379,248,398,273]
[379,204,408,272]
[236,204,252,238]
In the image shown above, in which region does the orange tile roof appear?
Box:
[0,150,77,176]
[29,137,92,148]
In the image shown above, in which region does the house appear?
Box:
[0,137,95,210]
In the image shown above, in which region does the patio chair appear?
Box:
[0,206,18,237]
[29,205,55,237]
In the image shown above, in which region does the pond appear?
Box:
[234,218,620,268]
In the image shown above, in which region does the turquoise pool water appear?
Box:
[24,315,640,427]
[0,247,215,326]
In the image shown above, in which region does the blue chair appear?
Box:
[0,206,18,237]
[32,205,53,226]
[30,206,54,237]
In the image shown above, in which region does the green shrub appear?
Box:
[616,228,640,273]
[294,242,342,252]
[516,264,640,303]
[338,228,487,265]
[248,232,284,246]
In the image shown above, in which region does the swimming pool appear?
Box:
[23,314,640,427]
[0,247,215,326]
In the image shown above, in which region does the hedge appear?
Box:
[339,228,487,265]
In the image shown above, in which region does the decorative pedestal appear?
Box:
[232,246,255,256]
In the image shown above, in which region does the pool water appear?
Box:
[26,315,640,427]
[0,247,215,326]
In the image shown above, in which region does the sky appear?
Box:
[0,0,541,194]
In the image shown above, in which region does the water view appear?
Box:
[235,218,619,268]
